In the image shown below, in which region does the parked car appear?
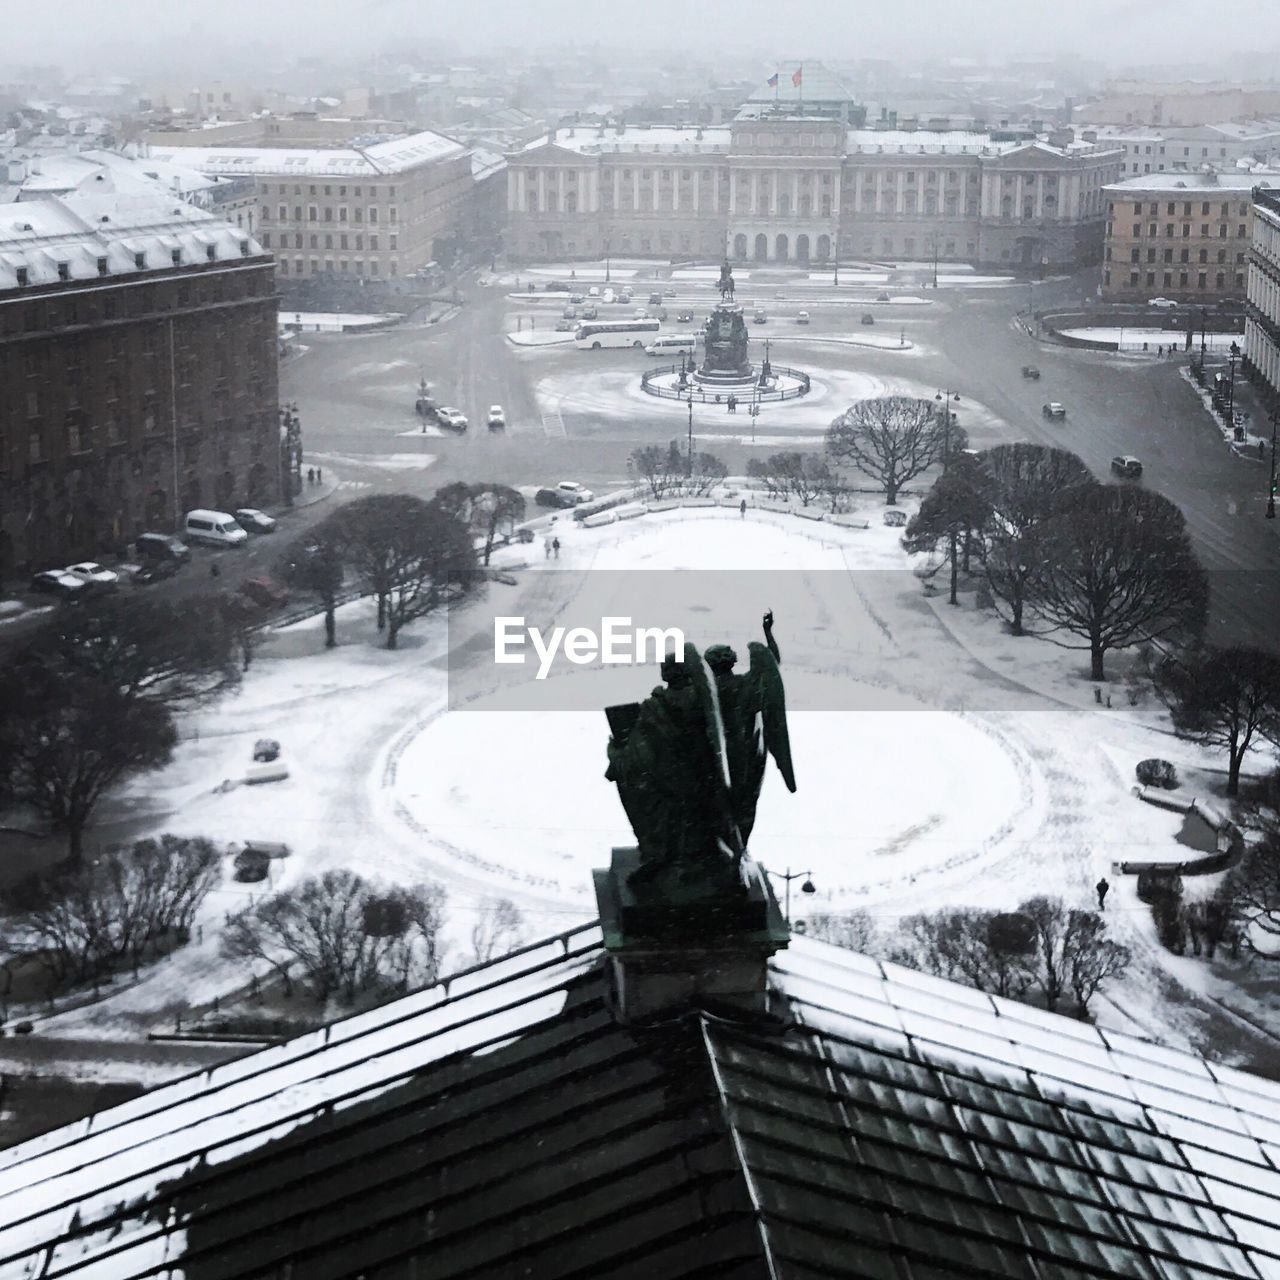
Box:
[436,407,469,431]
[601,288,615,304]
[545,281,571,292]
[64,561,119,591]
[664,286,678,297]
[634,307,648,319]
[136,532,191,565]
[1110,454,1143,478]
[753,308,768,323]
[487,404,506,430]
[581,305,598,320]
[795,311,810,325]
[619,288,634,303]
[1148,296,1177,309]
[555,480,594,504]
[535,486,579,509]
[860,313,875,325]
[1021,365,1041,379]
[30,569,87,599]
[234,508,277,534]
[555,318,576,332]
[876,292,891,302]
[1042,402,1067,419]
[253,738,281,763]
[562,305,579,319]
[654,307,669,322]
[677,311,694,323]
[239,577,290,609]
[648,292,663,305]
[569,292,585,304]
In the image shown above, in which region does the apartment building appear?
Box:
[0,191,279,578]
[1245,186,1280,407]
[147,131,474,281]
[1100,171,1277,302]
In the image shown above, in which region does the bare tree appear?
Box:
[1065,911,1131,1015]
[1155,646,1280,795]
[826,396,947,505]
[803,909,878,953]
[469,897,527,965]
[746,451,833,507]
[339,494,477,649]
[902,456,991,606]
[6,835,220,989]
[684,450,729,497]
[1028,487,1208,681]
[281,514,346,648]
[224,871,450,1002]
[1222,829,1280,958]
[980,445,1095,635]
[1019,896,1072,1011]
[36,593,238,709]
[889,909,993,990]
[631,442,687,500]
[0,661,176,866]
[470,485,527,566]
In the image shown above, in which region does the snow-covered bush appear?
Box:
[1136,758,1179,790]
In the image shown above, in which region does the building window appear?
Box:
[278,205,287,221]
[261,233,271,248]
[339,207,348,222]
[57,262,70,281]
[309,207,318,221]
[340,234,348,250]
[324,208,333,222]
[1216,272,1225,288]
[26,389,39,417]
[97,256,108,275]
[15,266,28,287]
[28,430,41,463]
[389,234,397,251]
[369,235,378,251]
[1179,271,1188,288]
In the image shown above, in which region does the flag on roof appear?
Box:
[766,72,778,88]
[792,66,803,88]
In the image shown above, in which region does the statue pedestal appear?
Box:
[593,847,790,1022]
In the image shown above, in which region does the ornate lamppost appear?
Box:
[765,867,816,924]
[1267,405,1278,519]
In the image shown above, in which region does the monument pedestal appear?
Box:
[594,846,790,1022]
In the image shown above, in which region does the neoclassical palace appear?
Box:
[506,118,1123,270]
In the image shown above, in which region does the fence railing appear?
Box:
[639,364,812,403]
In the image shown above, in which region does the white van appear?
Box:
[645,334,698,356]
[184,509,248,547]
[601,287,615,304]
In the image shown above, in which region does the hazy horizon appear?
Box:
[10,0,1280,80]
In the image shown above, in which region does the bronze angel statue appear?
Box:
[605,611,795,890]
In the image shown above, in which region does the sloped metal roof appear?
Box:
[2,926,1279,1278]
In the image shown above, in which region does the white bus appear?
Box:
[575,319,661,349]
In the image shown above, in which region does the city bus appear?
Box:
[574,319,661,349]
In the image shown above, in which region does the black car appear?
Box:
[860,313,876,325]
[1110,455,1143,479]
[136,532,191,565]
[544,281,571,292]
[133,559,180,585]
[535,487,579,509]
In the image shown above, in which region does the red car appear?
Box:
[238,577,290,609]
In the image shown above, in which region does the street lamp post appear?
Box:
[1267,406,1278,519]
[766,867,816,924]
[935,389,962,606]
[1226,341,1241,429]
[687,393,695,475]
[604,238,611,285]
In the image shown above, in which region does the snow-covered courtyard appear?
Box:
[28,504,1277,1070]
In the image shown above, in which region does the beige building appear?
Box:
[1089,121,1280,178]
[146,132,475,282]
[1101,172,1278,302]
[506,121,1121,270]
[1244,187,1280,408]
[1074,83,1280,128]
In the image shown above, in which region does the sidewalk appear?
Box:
[288,473,341,509]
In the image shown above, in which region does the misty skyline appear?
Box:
[13,0,1280,78]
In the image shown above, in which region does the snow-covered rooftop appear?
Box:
[3,925,1280,1278]
[1105,169,1280,194]
[523,126,731,156]
[146,128,467,178]
[0,191,263,291]
[845,129,1020,155]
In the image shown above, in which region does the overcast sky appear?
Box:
[16,0,1280,73]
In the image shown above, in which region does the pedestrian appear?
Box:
[1096,877,1110,910]
[1157,345,1163,357]
[552,537,561,559]
[307,467,315,484]
[544,535,552,559]
[739,498,747,518]
[316,467,323,484]
[210,561,220,579]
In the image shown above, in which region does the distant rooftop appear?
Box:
[744,60,857,106]
[1105,169,1280,194]
[523,125,731,156]
[0,190,263,292]
[146,128,467,178]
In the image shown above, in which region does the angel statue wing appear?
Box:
[688,643,748,866]
[744,638,796,795]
